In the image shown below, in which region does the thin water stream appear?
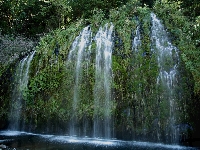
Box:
[151,12,180,143]
[9,51,35,131]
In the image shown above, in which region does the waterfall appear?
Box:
[132,25,141,52]
[131,24,143,138]
[67,23,114,138]
[67,26,92,136]
[151,13,179,143]
[9,51,35,130]
[93,23,114,138]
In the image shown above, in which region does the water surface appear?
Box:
[0,131,196,150]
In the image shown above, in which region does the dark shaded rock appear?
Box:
[0,119,8,130]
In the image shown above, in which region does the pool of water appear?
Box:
[0,131,197,150]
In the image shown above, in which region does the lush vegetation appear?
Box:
[0,0,200,143]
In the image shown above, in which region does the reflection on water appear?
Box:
[0,131,196,150]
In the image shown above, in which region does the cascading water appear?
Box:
[67,26,92,136]
[93,23,114,138]
[131,24,143,138]
[132,23,146,138]
[151,13,180,143]
[67,23,114,138]
[132,25,141,52]
[9,51,35,130]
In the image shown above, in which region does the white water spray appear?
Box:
[93,23,114,138]
[151,13,179,143]
[132,25,141,52]
[67,26,92,136]
[9,51,35,130]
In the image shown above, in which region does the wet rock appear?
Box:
[175,123,193,132]
[175,123,193,146]
[0,144,6,149]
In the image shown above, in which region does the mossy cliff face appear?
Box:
[0,1,196,144]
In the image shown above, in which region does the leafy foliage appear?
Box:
[0,0,128,36]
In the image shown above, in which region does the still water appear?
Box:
[0,131,196,150]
